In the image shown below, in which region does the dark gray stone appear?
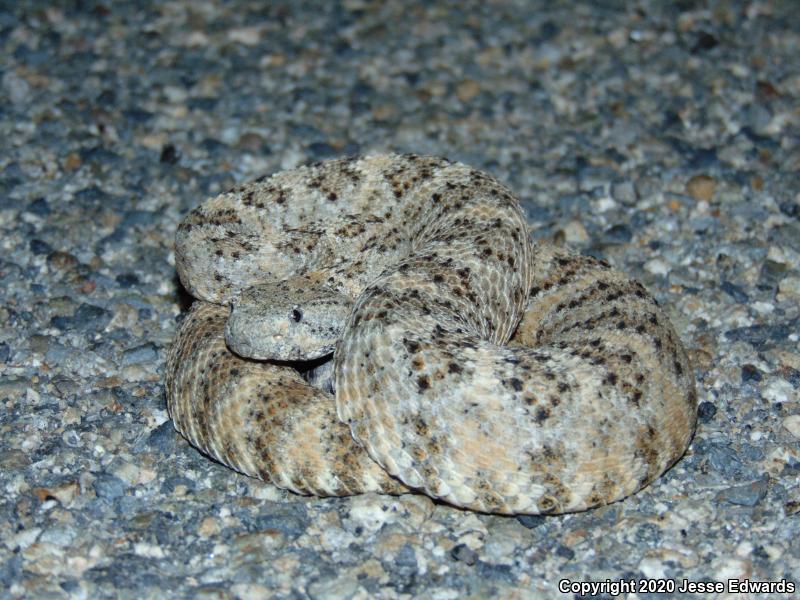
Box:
[26,198,51,216]
[555,544,575,559]
[720,281,749,303]
[73,185,113,206]
[516,514,546,529]
[611,181,637,204]
[75,303,110,329]
[602,223,633,244]
[688,147,719,169]
[116,273,140,288]
[144,421,180,456]
[716,478,769,507]
[475,560,515,583]
[741,364,762,383]
[779,201,799,218]
[725,321,795,349]
[697,401,717,423]
[93,474,128,500]
[740,443,765,462]
[121,342,159,366]
[253,504,309,539]
[451,543,478,565]
[695,440,746,478]
[307,141,338,159]
[29,239,53,255]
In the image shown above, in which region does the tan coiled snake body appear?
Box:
[166,154,697,515]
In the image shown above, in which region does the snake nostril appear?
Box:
[290,308,303,323]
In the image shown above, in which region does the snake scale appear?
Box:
[165,154,697,515]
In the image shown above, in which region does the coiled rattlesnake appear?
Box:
[166,154,697,515]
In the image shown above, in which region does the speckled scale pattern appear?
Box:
[166,154,697,514]
[166,302,406,496]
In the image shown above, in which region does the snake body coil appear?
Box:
[166,154,696,514]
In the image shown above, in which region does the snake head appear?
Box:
[225,277,353,362]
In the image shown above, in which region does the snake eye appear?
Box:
[290,308,303,323]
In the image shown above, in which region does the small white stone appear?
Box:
[482,534,518,565]
[712,556,748,580]
[347,495,391,533]
[319,526,357,552]
[751,301,774,315]
[163,85,188,103]
[783,415,800,439]
[593,196,617,212]
[230,584,272,600]
[562,220,589,244]
[767,245,788,264]
[185,31,209,47]
[26,387,41,404]
[111,460,142,486]
[457,531,484,551]
[5,527,42,551]
[133,542,166,558]
[228,26,262,46]
[763,378,794,404]
[431,590,461,600]
[644,257,670,276]
[639,557,666,579]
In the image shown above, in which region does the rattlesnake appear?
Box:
[165,154,697,515]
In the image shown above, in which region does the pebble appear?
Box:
[763,378,794,404]
[2,71,30,104]
[720,280,749,304]
[716,479,769,507]
[697,401,717,423]
[560,220,590,244]
[253,504,308,540]
[783,416,800,439]
[29,239,52,255]
[456,79,481,102]
[450,544,478,566]
[686,175,717,202]
[120,342,159,366]
[611,180,637,205]
[696,440,746,479]
[91,474,127,500]
[515,515,545,529]
[307,574,361,600]
[147,421,182,456]
[0,449,31,470]
[229,583,272,600]
[778,276,800,301]
[51,304,112,333]
[644,257,670,276]
[602,223,633,244]
[741,364,763,383]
